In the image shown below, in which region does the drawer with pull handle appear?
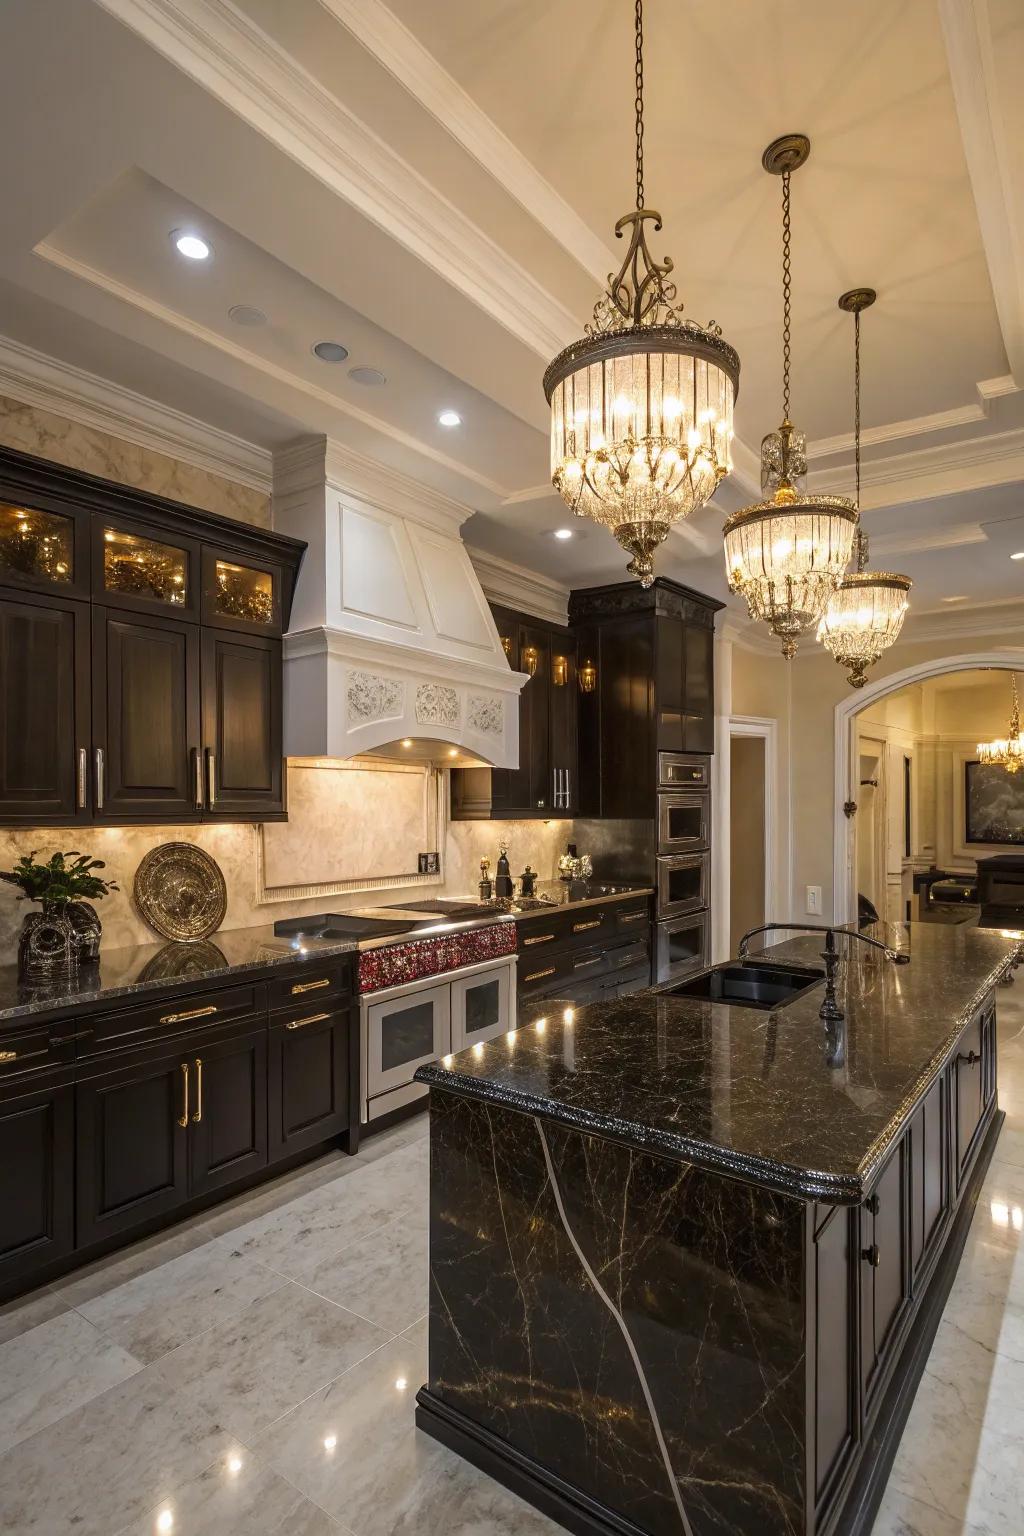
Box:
[84,981,263,1056]
[269,958,354,1014]
[0,1021,87,1078]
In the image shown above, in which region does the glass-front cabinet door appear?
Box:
[93,518,199,619]
[365,979,451,1101]
[202,548,282,636]
[0,501,88,598]
[451,961,514,1053]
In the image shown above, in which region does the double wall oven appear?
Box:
[656,752,711,982]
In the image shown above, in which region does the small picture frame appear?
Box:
[418,851,440,875]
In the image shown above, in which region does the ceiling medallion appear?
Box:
[978,674,1024,774]
[817,289,912,687]
[723,135,858,658]
[542,0,739,587]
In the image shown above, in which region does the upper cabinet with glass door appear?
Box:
[0,500,90,598]
[93,518,199,620]
[201,547,283,636]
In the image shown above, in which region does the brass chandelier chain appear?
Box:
[634,0,645,208]
[781,167,793,422]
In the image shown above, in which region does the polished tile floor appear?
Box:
[2,998,1023,1535]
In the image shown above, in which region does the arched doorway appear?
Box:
[833,651,1024,925]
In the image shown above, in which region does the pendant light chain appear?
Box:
[854,308,867,571]
[634,0,645,208]
[781,168,792,422]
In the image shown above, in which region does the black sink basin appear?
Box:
[664,961,824,1010]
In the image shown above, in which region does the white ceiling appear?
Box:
[0,0,1022,631]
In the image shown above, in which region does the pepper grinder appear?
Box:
[519,865,537,898]
[478,858,492,902]
[495,841,514,900]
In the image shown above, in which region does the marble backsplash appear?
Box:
[0,394,270,527]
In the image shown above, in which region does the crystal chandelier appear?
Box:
[723,136,858,657]
[978,675,1024,774]
[542,0,739,587]
[817,289,911,687]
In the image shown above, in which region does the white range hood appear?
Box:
[273,437,527,766]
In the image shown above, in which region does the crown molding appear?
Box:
[275,433,474,535]
[810,426,1024,509]
[867,525,987,559]
[807,374,1019,461]
[466,545,570,626]
[900,595,1024,643]
[939,0,1024,385]
[92,0,578,361]
[316,0,613,287]
[0,331,271,493]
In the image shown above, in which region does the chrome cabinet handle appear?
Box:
[94,747,104,810]
[178,1061,190,1128]
[206,749,216,809]
[160,1004,217,1026]
[193,747,204,811]
[192,1058,203,1123]
[77,747,88,809]
[285,1011,330,1030]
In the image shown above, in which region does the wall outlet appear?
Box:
[806,884,822,916]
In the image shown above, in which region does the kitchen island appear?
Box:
[414,925,1015,1536]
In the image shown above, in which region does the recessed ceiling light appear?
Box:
[438,409,462,428]
[1012,552,1024,561]
[553,528,574,541]
[313,340,349,363]
[349,366,387,387]
[171,230,210,261]
[228,305,267,327]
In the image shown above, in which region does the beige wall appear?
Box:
[730,735,765,950]
[727,643,792,925]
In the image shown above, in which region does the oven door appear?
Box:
[658,752,711,790]
[658,791,710,854]
[656,852,710,919]
[655,910,710,983]
[450,957,516,1053]
[365,977,451,1105]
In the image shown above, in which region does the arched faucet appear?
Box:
[737,922,910,1023]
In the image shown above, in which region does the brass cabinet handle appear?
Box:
[573,918,602,933]
[206,749,216,809]
[522,933,556,947]
[178,1061,189,1127]
[77,747,88,810]
[861,1244,881,1268]
[193,747,204,811]
[160,1004,217,1025]
[958,1049,981,1065]
[285,1011,330,1030]
[574,955,603,969]
[291,977,331,994]
[94,746,105,810]
[524,966,556,983]
[0,1050,17,1063]
[192,1058,203,1123]
[620,912,647,924]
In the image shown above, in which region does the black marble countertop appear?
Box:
[0,924,361,1025]
[513,880,653,912]
[417,925,1017,1205]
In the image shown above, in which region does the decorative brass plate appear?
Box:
[134,843,227,942]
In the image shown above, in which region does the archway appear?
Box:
[832,651,1024,925]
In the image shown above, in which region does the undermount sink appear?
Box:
[664,961,825,1011]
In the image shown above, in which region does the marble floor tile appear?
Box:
[152,1280,390,1442]
[116,1446,352,1536]
[77,1243,288,1364]
[0,1283,69,1347]
[252,1330,558,1536]
[871,1487,991,1535]
[0,1308,141,1456]
[0,1365,237,1536]
[353,1114,429,1166]
[301,1211,428,1334]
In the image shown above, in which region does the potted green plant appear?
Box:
[0,851,119,981]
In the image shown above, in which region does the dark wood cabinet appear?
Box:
[812,1205,857,1515]
[188,1027,269,1197]
[92,607,201,822]
[954,1003,995,1187]
[451,605,577,820]
[859,1141,911,1414]
[0,590,90,825]
[269,1005,353,1160]
[202,631,284,818]
[0,1072,75,1287]
[0,444,304,829]
[75,1045,191,1248]
[909,1074,948,1282]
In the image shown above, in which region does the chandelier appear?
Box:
[542,0,739,587]
[817,289,911,687]
[723,135,858,657]
[978,675,1024,774]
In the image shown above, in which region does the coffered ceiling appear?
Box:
[0,0,1022,633]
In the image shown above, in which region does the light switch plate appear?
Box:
[806,885,822,915]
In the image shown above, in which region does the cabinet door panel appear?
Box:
[910,1075,947,1280]
[93,608,200,820]
[76,1050,189,1247]
[189,1030,268,1197]
[201,631,283,818]
[861,1141,910,1411]
[814,1206,856,1508]
[519,623,552,812]
[269,1008,351,1161]
[0,592,90,824]
[683,624,715,753]
[549,630,578,815]
[955,1011,986,1184]
[0,1076,74,1286]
